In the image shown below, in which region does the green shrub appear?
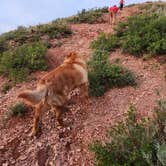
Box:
[0,21,72,54]
[0,42,47,83]
[88,20,136,96]
[9,102,27,117]
[1,82,12,94]
[138,2,166,15]
[90,100,166,166]
[0,39,9,53]
[67,8,107,24]
[0,26,29,42]
[36,20,72,39]
[91,33,119,52]
[114,22,128,38]
[88,71,106,97]
[88,50,136,97]
[154,100,166,143]
[115,14,166,56]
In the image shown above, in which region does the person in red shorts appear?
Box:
[108,5,119,25]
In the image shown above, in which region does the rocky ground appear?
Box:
[0,5,166,166]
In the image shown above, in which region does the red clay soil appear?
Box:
[0,6,166,166]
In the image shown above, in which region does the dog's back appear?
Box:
[19,52,88,106]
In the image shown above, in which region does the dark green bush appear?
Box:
[0,26,29,42]
[67,8,107,24]
[1,82,12,94]
[88,71,106,97]
[9,102,27,117]
[0,39,9,53]
[0,42,47,83]
[115,14,166,56]
[36,20,72,39]
[88,50,136,97]
[90,100,166,166]
[91,33,119,52]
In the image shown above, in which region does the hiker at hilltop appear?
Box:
[119,0,124,10]
[108,5,119,25]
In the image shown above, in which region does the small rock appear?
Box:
[76,149,81,152]
[37,142,42,147]
[0,145,4,149]
[19,155,27,161]
[2,163,8,166]
[67,127,71,131]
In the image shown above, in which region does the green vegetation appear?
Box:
[0,42,47,83]
[90,99,166,166]
[67,8,107,24]
[0,20,72,84]
[114,1,166,57]
[115,14,166,56]
[9,102,27,117]
[91,33,119,52]
[138,2,166,15]
[36,20,72,39]
[88,30,136,97]
[0,21,72,54]
[1,82,12,94]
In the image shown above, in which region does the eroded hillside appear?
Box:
[0,2,166,166]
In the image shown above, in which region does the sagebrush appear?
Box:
[0,20,72,54]
[90,100,166,166]
[88,50,136,97]
[67,8,107,24]
[1,82,12,94]
[91,33,119,52]
[115,14,166,56]
[0,42,47,83]
[9,102,27,117]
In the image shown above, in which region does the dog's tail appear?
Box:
[18,85,47,105]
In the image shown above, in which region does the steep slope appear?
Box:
[0,4,166,166]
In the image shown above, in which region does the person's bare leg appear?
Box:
[112,12,115,25]
[114,13,117,25]
[109,13,113,25]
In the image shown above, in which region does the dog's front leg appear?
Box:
[30,102,43,136]
[79,82,89,100]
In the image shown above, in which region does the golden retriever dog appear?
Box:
[18,52,88,136]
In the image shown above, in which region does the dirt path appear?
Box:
[0,6,166,166]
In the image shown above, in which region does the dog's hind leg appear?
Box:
[52,106,64,126]
[30,101,44,136]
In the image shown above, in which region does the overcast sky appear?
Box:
[0,0,159,34]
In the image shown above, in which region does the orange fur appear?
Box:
[18,52,89,136]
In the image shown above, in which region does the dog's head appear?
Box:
[64,52,81,63]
